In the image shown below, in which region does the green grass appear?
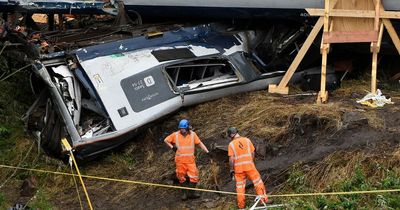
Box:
[0,192,6,209]
[285,163,310,194]
[29,190,54,210]
[277,165,400,209]
[107,152,136,169]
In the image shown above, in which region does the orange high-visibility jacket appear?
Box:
[228,137,256,173]
[165,131,201,163]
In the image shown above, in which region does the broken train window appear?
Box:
[164,58,239,92]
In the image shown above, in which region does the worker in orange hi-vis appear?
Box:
[164,119,209,200]
[227,127,268,209]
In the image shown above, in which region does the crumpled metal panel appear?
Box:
[5,0,107,13]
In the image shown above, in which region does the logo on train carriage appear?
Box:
[144,76,155,87]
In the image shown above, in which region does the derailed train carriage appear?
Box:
[24,23,337,159]
[8,0,400,158]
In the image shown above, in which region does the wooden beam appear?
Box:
[374,0,381,31]
[268,17,324,94]
[268,84,289,95]
[317,0,334,104]
[320,47,328,93]
[323,31,378,43]
[371,22,384,52]
[371,44,378,94]
[324,0,330,32]
[377,22,384,49]
[320,19,333,54]
[306,8,400,19]
[317,45,329,104]
[383,19,400,55]
[330,0,338,10]
[370,21,384,95]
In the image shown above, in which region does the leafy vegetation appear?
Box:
[275,162,400,209]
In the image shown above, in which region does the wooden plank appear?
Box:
[383,19,400,55]
[371,22,385,52]
[330,0,339,9]
[321,0,330,53]
[269,0,338,95]
[270,17,324,91]
[374,0,380,31]
[324,0,330,32]
[320,45,328,94]
[306,8,400,19]
[268,84,289,95]
[323,31,378,43]
[317,45,329,104]
[371,44,378,94]
[377,22,384,49]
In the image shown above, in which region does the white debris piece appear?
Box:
[356,89,394,108]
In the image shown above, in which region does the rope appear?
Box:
[69,158,84,210]
[0,164,255,197]
[61,138,94,210]
[1,164,400,198]
[69,152,93,210]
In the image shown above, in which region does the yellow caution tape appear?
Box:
[61,138,93,210]
[1,164,400,198]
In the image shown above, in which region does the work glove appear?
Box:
[230,170,235,181]
[172,145,178,152]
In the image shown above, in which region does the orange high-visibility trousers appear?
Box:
[235,169,268,209]
[176,162,199,183]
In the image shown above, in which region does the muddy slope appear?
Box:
[3,82,400,210]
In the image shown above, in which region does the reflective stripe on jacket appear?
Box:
[229,137,256,172]
[173,131,198,163]
[175,131,195,157]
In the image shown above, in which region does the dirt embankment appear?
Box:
[2,81,400,209]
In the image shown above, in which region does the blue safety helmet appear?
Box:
[178,119,190,129]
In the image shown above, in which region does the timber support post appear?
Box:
[269,0,400,104]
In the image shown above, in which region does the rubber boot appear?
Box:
[187,182,200,199]
[181,180,189,201]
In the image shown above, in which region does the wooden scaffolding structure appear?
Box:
[268,0,400,103]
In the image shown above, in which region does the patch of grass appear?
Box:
[339,167,369,192]
[107,152,136,169]
[285,163,309,193]
[0,192,6,209]
[375,172,400,208]
[29,190,54,210]
[380,172,400,189]
[278,150,400,209]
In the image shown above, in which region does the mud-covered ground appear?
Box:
[1,80,400,210]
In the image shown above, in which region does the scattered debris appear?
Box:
[7,203,30,210]
[356,89,394,108]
